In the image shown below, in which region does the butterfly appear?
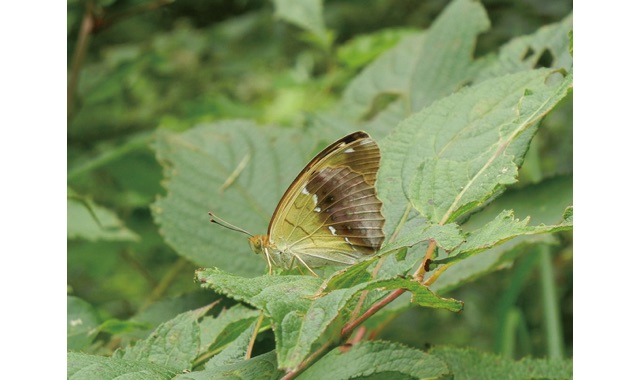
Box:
[211,131,385,276]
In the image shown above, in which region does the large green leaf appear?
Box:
[378,68,573,249]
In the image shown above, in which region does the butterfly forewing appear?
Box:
[267,132,385,268]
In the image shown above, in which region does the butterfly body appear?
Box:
[248,131,385,274]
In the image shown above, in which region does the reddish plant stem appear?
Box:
[284,240,444,378]
[95,0,175,32]
[341,288,405,337]
[414,240,437,281]
[281,340,334,380]
[68,1,95,120]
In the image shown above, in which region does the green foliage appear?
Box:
[430,346,573,379]
[68,296,101,351]
[67,192,139,241]
[297,341,449,379]
[68,0,573,378]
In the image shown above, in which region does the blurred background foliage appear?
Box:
[67,0,572,360]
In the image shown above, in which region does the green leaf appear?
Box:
[379,222,464,258]
[318,255,379,292]
[196,268,323,369]
[67,193,139,241]
[98,319,152,335]
[430,346,572,379]
[130,292,218,338]
[339,0,490,122]
[199,304,261,358]
[197,268,462,370]
[273,0,330,48]
[438,208,572,267]
[152,121,316,275]
[67,352,179,380]
[432,175,573,292]
[569,29,573,57]
[118,303,216,371]
[359,277,463,312]
[204,318,260,367]
[379,68,573,244]
[176,351,282,380]
[67,296,101,351]
[477,14,573,80]
[297,341,449,380]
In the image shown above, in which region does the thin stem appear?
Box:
[68,1,95,120]
[245,312,264,360]
[423,262,452,287]
[139,257,190,312]
[341,288,405,337]
[347,252,386,327]
[494,250,538,355]
[119,249,157,289]
[281,340,334,380]
[526,135,564,359]
[539,246,564,359]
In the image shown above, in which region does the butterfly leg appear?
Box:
[290,253,318,277]
[263,247,274,275]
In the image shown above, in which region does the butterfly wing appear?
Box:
[267,131,385,268]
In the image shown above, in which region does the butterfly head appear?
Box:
[248,235,268,255]
[248,234,277,274]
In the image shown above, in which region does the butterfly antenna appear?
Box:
[208,212,253,237]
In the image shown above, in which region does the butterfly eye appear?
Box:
[248,236,264,255]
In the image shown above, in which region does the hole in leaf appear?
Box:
[523,47,535,60]
[535,48,554,68]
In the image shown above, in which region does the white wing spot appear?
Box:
[312,194,318,205]
[344,148,355,153]
[302,186,309,195]
[314,207,321,212]
[328,226,337,235]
